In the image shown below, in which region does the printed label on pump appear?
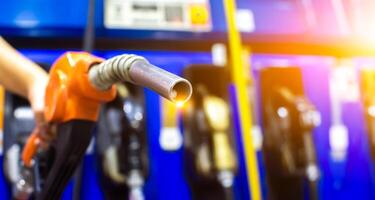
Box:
[105,0,212,32]
[160,127,183,151]
[252,125,262,151]
[329,124,349,162]
[236,9,255,33]
[159,98,183,151]
[331,64,360,102]
[328,62,356,162]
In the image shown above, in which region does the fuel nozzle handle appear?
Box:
[89,55,192,103]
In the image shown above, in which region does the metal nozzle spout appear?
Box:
[88,55,192,103]
[129,60,192,103]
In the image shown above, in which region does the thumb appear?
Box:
[28,78,48,125]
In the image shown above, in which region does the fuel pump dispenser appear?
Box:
[2,63,50,200]
[96,83,148,200]
[259,67,321,200]
[182,65,237,200]
[360,68,375,198]
[3,52,191,200]
[361,69,375,160]
[3,93,36,199]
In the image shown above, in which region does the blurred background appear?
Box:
[1,0,375,199]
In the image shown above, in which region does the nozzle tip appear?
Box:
[170,79,192,103]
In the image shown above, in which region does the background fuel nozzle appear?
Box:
[182,66,237,200]
[97,83,148,200]
[88,55,192,103]
[203,95,237,173]
[260,67,320,200]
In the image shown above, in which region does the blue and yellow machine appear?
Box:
[1,0,375,200]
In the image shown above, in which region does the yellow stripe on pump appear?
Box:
[222,0,262,199]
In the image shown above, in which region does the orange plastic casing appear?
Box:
[45,51,116,122]
[22,52,116,167]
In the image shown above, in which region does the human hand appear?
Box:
[28,76,55,148]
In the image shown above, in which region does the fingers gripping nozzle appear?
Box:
[89,54,192,103]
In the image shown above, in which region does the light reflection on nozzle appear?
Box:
[176,101,185,108]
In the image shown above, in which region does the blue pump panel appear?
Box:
[0,51,375,200]
[1,0,373,41]
[251,54,375,200]
[0,0,93,37]
[0,0,89,28]
[0,49,252,200]
[237,0,309,34]
[0,0,315,39]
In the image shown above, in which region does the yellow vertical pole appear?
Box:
[222,0,262,200]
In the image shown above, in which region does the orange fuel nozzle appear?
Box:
[22,52,117,167]
[44,52,117,123]
[22,130,40,167]
[22,51,193,167]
